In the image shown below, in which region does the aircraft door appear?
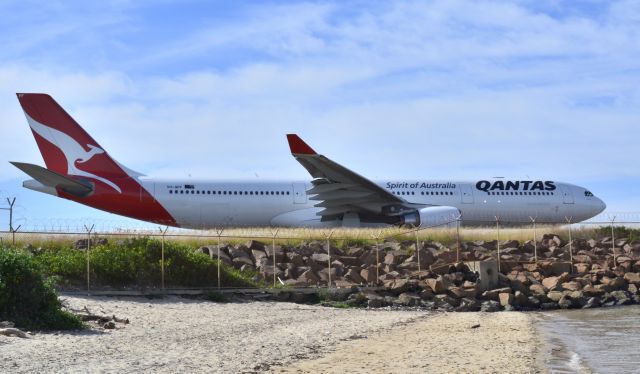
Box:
[561,185,575,204]
[293,183,307,204]
[460,183,474,204]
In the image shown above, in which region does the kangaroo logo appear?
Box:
[26,114,122,193]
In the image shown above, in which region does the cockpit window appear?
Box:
[584,190,594,197]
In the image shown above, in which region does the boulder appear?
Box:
[601,276,626,290]
[232,256,254,268]
[480,300,501,312]
[360,267,378,284]
[297,270,320,284]
[542,273,569,291]
[245,240,266,252]
[311,253,331,264]
[610,290,632,305]
[513,291,528,306]
[482,287,512,301]
[582,297,601,309]
[561,281,582,292]
[498,292,514,307]
[434,294,460,309]
[384,278,411,295]
[547,291,564,302]
[456,298,481,312]
[574,263,591,274]
[344,269,365,284]
[229,246,250,259]
[426,276,450,294]
[558,295,573,309]
[396,292,421,307]
[624,272,640,285]
[337,256,360,267]
[529,284,548,296]
[286,253,305,267]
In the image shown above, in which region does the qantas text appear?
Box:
[476,180,556,192]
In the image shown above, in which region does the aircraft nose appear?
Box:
[595,197,606,215]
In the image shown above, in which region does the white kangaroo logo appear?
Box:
[26,114,122,193]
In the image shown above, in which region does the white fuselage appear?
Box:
[144,179,606,228]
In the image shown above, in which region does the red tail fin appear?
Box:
[17,93,138,193]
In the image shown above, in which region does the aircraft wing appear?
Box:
[286,134,425,220]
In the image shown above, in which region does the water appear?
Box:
[537,306,640,373]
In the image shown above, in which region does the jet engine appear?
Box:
[398,206,461,228]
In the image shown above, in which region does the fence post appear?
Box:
[371,230,382,285]
[159,226,168,291]
[84,224,95,295]
[324,229,334,289]
[495,216,501,273]
[414,225,421,273]
[610,216,617,267]
[455,215,462,263]
[565,216,573,272]
[215,228,224,290]
[529,216,537,264]
[270,228,280,288]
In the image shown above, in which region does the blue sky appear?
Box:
[0,0,639,231]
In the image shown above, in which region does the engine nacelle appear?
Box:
[399,206,461,228]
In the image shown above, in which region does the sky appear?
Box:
[0,0,639,231]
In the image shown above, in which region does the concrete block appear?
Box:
[465,260,498,291]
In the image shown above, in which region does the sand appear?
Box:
[276,312,544,374]
[0,296,543,373]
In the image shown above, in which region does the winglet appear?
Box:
[286,134,317,155]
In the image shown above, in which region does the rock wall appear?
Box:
[201,234,640,311]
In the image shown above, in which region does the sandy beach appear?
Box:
[0,296,542,373]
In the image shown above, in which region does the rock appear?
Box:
[338,256,360,267]
[628,283,639,295]
[297,270,320,284]
[561,281,582,292]
[245,240,266,252]
[367,297,386,308]
[574,263,591,274]
[385,278,411,295]
[426,276,450,294]
[228,246,250,259]
[582,297,601,309]
[344,269,365,284]
[547,291,564,302]
[624,272,640,284]
[480,300,501,312]
[482,287,512,301]
[103,321,116,329]
[527,296,541,309]
[542,273,569,291]
[0,321,15,328]
[610,290,632,305]
[360,267,378,284]
[582,284,605,297]
[456,298,481,312]
[434,294,460,309]
[311,253,331,264]
[513,291,528,306]
[540,302,558,310]
[232,256,254,268]
[498,292,514,307]
[601,276,626,290]
[558,295,573,309]
[397,292,421,307]
[529,284,548,296]
[251,249,267,261]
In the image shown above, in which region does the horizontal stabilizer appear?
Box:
[10,162,93,197]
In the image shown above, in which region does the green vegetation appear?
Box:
[0,249,83,330]
[595,226,640,242]
[30,237,257,289]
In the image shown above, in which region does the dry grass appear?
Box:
[1,224,607,249]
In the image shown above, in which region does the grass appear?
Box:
[3,224,635,251]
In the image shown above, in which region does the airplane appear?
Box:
[11,93,606,229]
